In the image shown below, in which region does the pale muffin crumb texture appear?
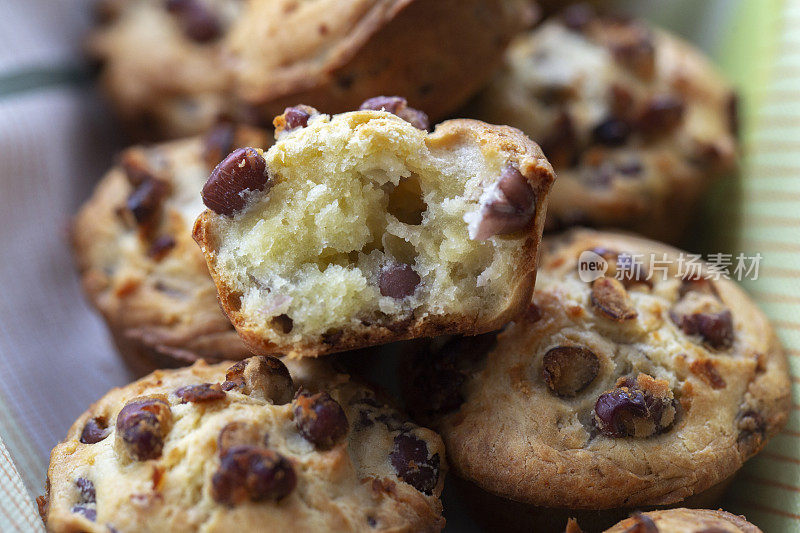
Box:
[205,111,542,348]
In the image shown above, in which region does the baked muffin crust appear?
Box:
[41,356,446,532]
[408,229,790,509]
[604,508,762,533]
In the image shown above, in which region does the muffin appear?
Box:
[604,508,761,533]
[469,5,738,242]
[87,0,536,139]
[537,1,606,15]
[39,356,446,532]
[72,124,271,373]
[193,102,555,357]
[406,229,789,528]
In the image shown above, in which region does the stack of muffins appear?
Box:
[40,1,790,532]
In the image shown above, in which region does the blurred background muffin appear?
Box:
[87,0,537,140]
[468,4,738,243]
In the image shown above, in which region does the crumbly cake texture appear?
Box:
[604,508,762,533]
[193,106,555,358]
[71,124,271,372]
[87,0,535,139]
[407,229,790,509]
[469,5,738,242]
[40,356,446,532]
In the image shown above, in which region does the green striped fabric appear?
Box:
[715,0,800,529]
[0,66,87,98]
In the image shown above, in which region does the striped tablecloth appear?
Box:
[713,0,800,529]
[0,0,797,531]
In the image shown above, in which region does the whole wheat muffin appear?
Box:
[72,124,271,372]
[88,0,535,139]
[193,102,555,357]
[407,229,789,514]
[603,508,761,533]
[469,5,738,242]
[39,356,446,532]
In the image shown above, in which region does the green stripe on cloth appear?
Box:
[713,0,784,124]
[0,66,88,98]
[714,0,800,530]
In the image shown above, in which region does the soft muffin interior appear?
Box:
[211,112,525,340]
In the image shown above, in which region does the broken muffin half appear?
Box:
[193,101,555,357]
